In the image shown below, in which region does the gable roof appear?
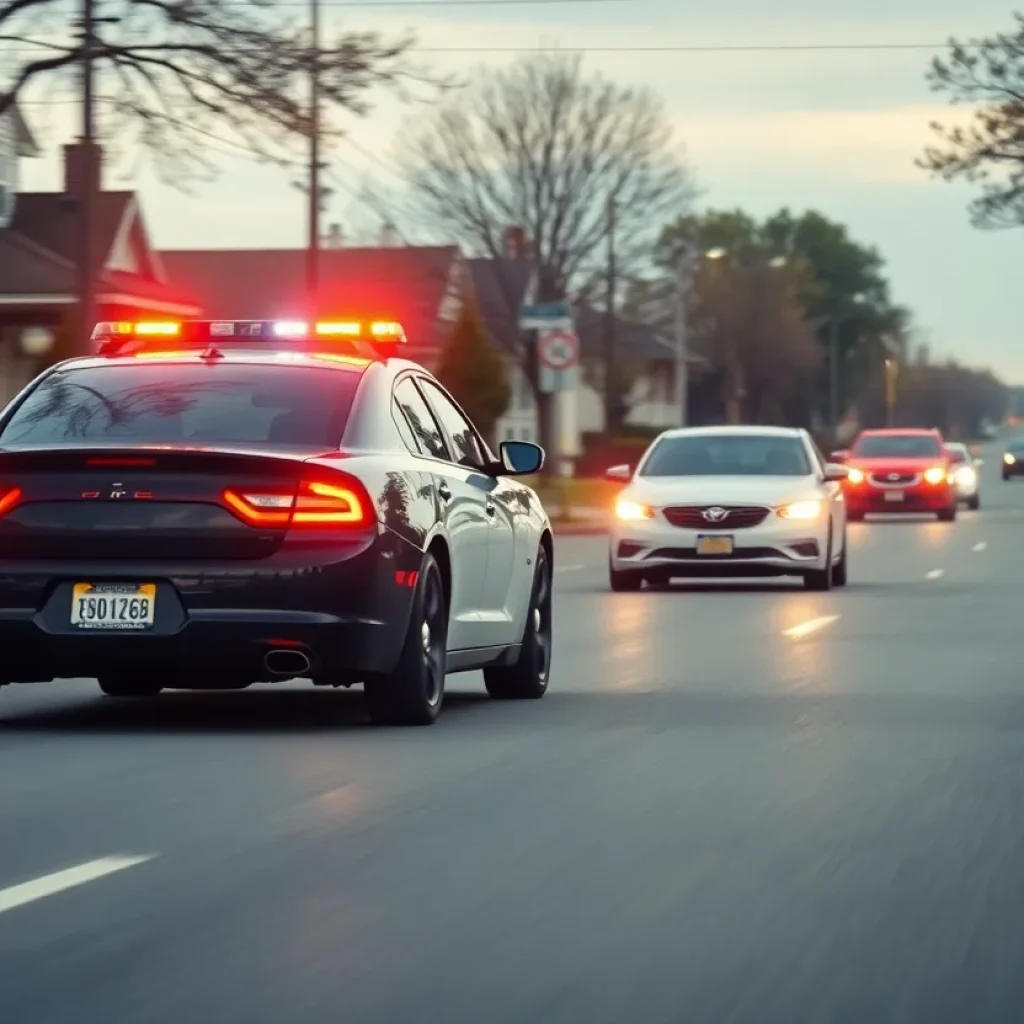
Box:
[0,190,198,312]
[10,191,134,272]
[160,246,461,350]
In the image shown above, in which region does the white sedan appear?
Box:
[606,426,849,592]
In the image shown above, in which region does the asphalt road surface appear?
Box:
[2,443,1023,1023]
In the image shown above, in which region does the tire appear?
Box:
[609,560,644,591]
[937,504,957,522]
[831,532,848,587]
[804,528,833,591]
[485,545,552,700]
[97,677,163,697]
[967,493,980,511]
[1003,473,1010,482]
[364,552,447,726]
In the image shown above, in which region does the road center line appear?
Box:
[554,565,583,574]
[972,542,987,552]
[0,855,156,916]
[926,569,945,580]
[783,615,840,640]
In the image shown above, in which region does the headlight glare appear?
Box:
[778,500,822,520]
[615,499,654,521]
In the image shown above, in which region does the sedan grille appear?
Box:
[869,472,917,486]
[662,505,770,530]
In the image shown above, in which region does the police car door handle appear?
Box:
[437,482,452,502]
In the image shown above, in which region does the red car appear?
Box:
[832,428,958,522]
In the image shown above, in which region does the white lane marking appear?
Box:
[926,569,944,580]
[783,615,840,640]
[0,855,156,916]
[972,542,987,552]
[554,565,583,574]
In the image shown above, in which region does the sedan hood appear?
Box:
[849,456,946,473]
[626,475,821,507]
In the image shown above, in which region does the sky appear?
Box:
[13,0,1024,382]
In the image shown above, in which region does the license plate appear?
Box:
[71,583,156,631]
[884,490,905,502]
[696,535,734,556]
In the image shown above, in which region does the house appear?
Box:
[467,253,698,446]
[159,245,466,368]
[0,112,200,400]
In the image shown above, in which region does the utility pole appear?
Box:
[603,195,617,439]
[828,316,840,431]
[674,253,690,428]
[306,0,322,318]
[77,0,97,353]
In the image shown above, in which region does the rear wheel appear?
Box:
[364,553,447,726]
[97,677,163,698]
[937,504,957,522]
[609,560,644,591]
[485,545,552,700]
[967,493,980,511]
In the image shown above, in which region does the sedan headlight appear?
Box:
[955,466,976,486]
[615,499,654,521]
[923,466,947,485]
[1005,453,1016,465]
[778,500,823,520]
[846,468,865,484]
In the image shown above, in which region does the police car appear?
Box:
[0,318,553,726]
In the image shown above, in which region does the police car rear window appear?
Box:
[0,364,360,447]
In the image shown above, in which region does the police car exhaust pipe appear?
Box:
[264,648,311,677]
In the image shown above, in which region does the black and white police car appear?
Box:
[0,318,553,725]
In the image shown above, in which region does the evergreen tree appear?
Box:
[436,300,510,448]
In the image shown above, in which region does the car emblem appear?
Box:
[887,473,899,481]
[702,506,729,522]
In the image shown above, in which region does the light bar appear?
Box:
[92,319,407,350]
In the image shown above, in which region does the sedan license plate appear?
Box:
[696,535,734,556]
[884,490,905,502]
[71,583,156,631]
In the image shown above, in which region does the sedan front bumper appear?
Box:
[609,510,830,579]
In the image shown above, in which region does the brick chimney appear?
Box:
[504,225,527,260]
[63,141,102,197]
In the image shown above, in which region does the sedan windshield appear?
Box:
[853,434,942,458]
[640,434,811,477]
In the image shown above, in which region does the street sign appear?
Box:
[538,329,579,372]
[519,301,572,331]
[538,327,580,394]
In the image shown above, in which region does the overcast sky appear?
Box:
[16,0,1024,382]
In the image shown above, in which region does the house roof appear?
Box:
[467,257,535,351]
[0,191,199,312]
[10,191,134,272]
[160,246,461,349]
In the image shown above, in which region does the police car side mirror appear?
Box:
[605,464,632,482]
[499,440,544,476]
[823,463,849,482]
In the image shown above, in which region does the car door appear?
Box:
[392,375,488,652]
[416,378,520,649]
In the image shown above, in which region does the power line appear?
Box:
[6,40,962,59]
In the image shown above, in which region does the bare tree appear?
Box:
[398,51,693,458]
[1,0,428,182]
[919,14,1024,229]
[403,52,693,292]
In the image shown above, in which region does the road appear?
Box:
[1,445,1023,1022]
